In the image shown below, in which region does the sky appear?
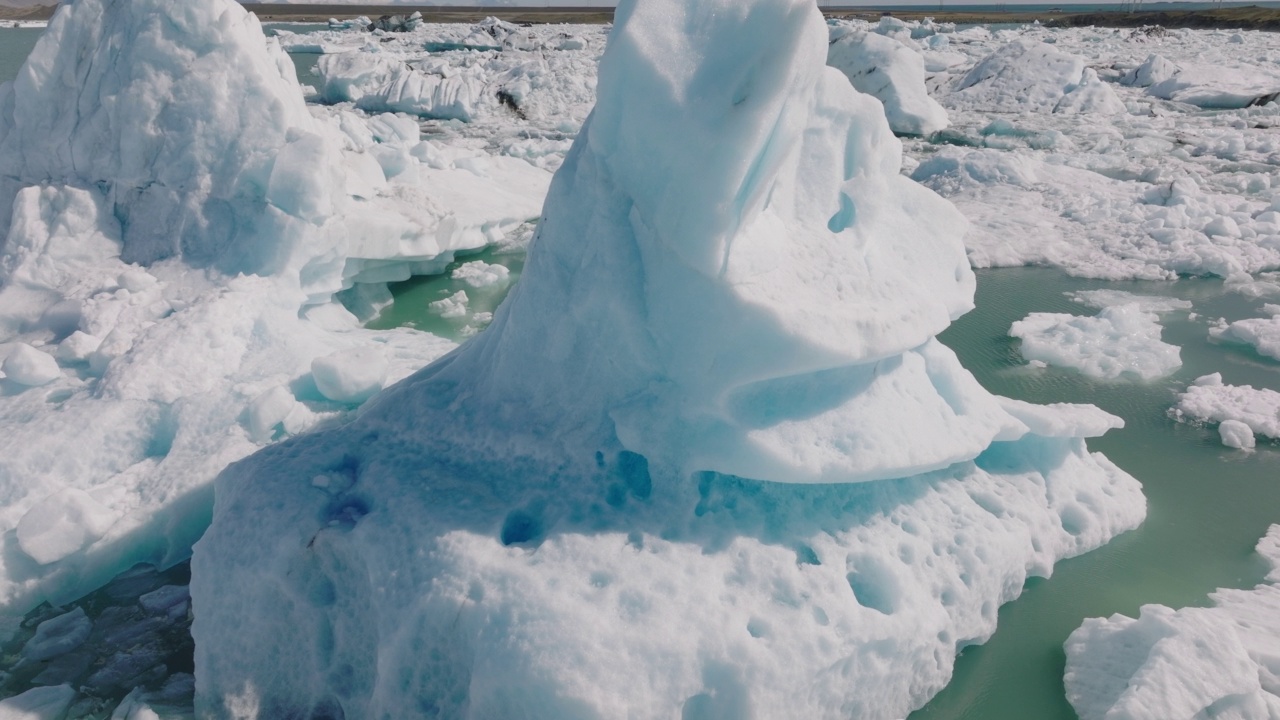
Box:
[0,0,1147,7]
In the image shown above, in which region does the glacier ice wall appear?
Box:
[191,0,1145,717]
[0,0,546,611]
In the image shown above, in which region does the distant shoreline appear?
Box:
[4,3,1280,30]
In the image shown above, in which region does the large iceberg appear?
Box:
[193,0,1144,717]
[0,0,547,610]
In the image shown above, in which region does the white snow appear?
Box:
[1010,304,1182,380]
[1065,525,1280,720]
[1174,373,1280,443]
[192,1,1143,717]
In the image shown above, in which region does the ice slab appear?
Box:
[950,40,1125,115]
[1173,373,1280,444]
[1010,304,1182,380]
[1065,525,1280,720]
[193,1,1143,717]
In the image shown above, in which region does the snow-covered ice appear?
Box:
[1010,304,1182,380]
[192,1,1143,717]
[1065,525,1280,720]
[1210,306,1280,361]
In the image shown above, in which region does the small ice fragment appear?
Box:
[2,344,61,386]
[429,291,469,319]
[56,331,102,363]
[1218,419,1255,450]
[451,261,511,289]
[16,489,119,565]
[116,268,156,292]
[246,387,298,441]
[22,608,91,662]
[311,347,389,404]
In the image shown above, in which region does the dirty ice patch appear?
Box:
[1065,525,1280,720]
[1010,304,1181,380]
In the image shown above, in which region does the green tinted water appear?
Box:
[0,28,41,84]
[914,268,1280,720]
[365,246,526,342]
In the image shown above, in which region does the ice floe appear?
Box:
[1065,525,1280,720]
[1010,304,1182,380]
[1173,373,1280,446]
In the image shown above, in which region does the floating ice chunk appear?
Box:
[1175,375,1280,441]
[451,261,511,289]
[428,290,469,319]
[22,607,91,662]
[311,347,389,405]
[1147,64,1280,109]
[827,31,949,136]
[1069,290,1192,314]
[0,684,76,720]
[998,398,1123,438]
[1210,314,1280,361]
[1218,419,1256,450]
[16,490,120,566]
[2,343,60,386]
[1010,304,1182,380]
[1065,526,1280,720]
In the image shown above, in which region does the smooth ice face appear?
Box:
[193,1,1143,717]
[1065,526,1280,720]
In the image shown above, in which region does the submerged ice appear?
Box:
[192,0,1143,717]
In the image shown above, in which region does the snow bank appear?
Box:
[827,31,949,136]
[950,40,1125,115]
[1173,373,1280,445]
[1065,525,1280,720]
[1010,304,1182,380]
[193,1,1144,717]
[0,0,547,611]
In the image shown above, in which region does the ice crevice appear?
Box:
[193,0,1144,717]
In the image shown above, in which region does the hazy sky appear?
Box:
[0,0,1140,6]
